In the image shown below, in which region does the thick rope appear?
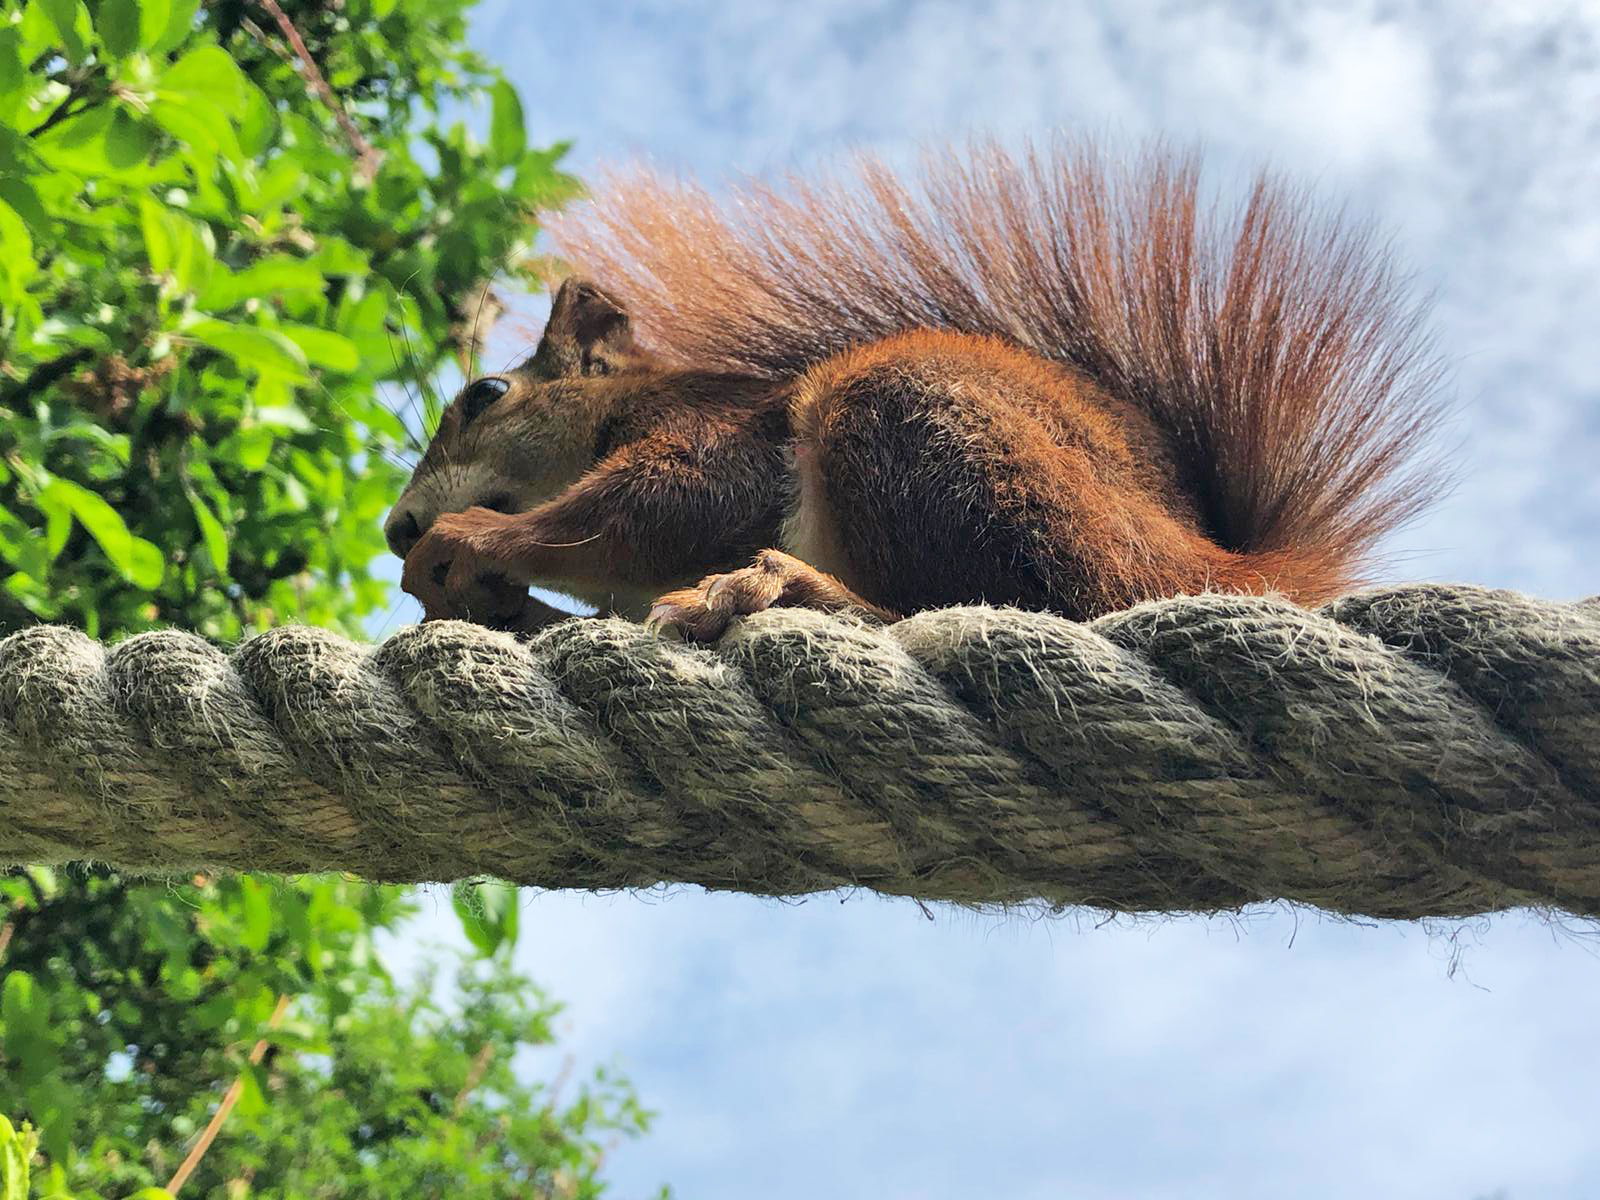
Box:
[1,584,1597,919]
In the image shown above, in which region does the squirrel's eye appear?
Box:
[459,377,510,427]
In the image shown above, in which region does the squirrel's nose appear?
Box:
[385,508,422,558]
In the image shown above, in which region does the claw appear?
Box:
[644,551,818,643]
[645,550,891,642]
[645,602,683,631]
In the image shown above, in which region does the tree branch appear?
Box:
[27,95,88,139]
[1,346,96,408]
[252,0,383,181]
[165,994,292,1196]
[451,1042,496,1116]
[26,66,105,139]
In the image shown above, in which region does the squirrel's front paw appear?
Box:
[400,508,527,628]
[646,549,870,642]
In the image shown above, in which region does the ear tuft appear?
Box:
[527,277,636,378]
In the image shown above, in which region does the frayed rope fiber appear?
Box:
[2,584,1598,919]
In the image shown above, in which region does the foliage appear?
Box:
[0,873,651,1199]
[0,1,653,1196]
[2,1116,171,1200]
[0,0,576,639]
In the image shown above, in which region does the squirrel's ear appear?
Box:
[527,277,635,378]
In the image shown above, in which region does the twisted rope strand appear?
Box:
[2,584,1596,918]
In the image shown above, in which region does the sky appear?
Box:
[380,3,1600,1197]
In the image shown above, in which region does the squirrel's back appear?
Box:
[545,137,1450,595]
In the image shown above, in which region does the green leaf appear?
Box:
[306,236,369,275]
[182,316,309,380]
[38,478,145,584]
[38,0,84,64]
[228,425,275,471]
[0,199,36,297]
[0,29,24,98]
[1,1114,37,1200]
[278,324,360,372]
[234,255,326,297]
[127,535,164,588]
[252,155,308,208]
[235,876,273,952]
[2,970,46,1045]
[43,493,71,559]
[162,209,215,294]
[149,0,198,52]
[148,48,253,163]
[238,81,277,157]
[137,0,172,51]
[106,107,156,168]
[138,195,172,275]
[234,1061,268,1118]
[452,881,519,956]
[158,45,247,117]
[98,0,140,57]
[489,78,525,165]
[30,103,117,174]
[187,488,228,572]
[149,93,243,161]
[0,177,47,231]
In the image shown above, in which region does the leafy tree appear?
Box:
[2,874,651,1199]
[0,0,573,638]
[0,0,653,1195]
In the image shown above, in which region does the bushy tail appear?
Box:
[545,137,1450,583]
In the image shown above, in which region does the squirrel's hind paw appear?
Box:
[646,549,891,643]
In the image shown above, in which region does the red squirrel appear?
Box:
[388,140,1448,641]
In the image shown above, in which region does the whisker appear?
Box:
[383,326,431,450]
[499,343,537,377]
[387,271,451,443]
[397,282,451,436]
[373,591,410,638]
[516,531,606,549]
[399,316,445,437]
[464,279,496,376]
[301,378,417,473]
[388,269,431,423]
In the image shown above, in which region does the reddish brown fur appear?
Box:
[790,330,1247,618]
[547,139,1449,586]
[395,364,793,624]
[394,140,1450,636]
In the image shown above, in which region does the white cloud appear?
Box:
[387,893,1600,1198]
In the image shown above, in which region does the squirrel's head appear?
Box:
[384,277,646,559]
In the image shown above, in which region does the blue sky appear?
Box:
[380,3,1600,1197]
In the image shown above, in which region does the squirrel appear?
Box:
[387,139,1448,642]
